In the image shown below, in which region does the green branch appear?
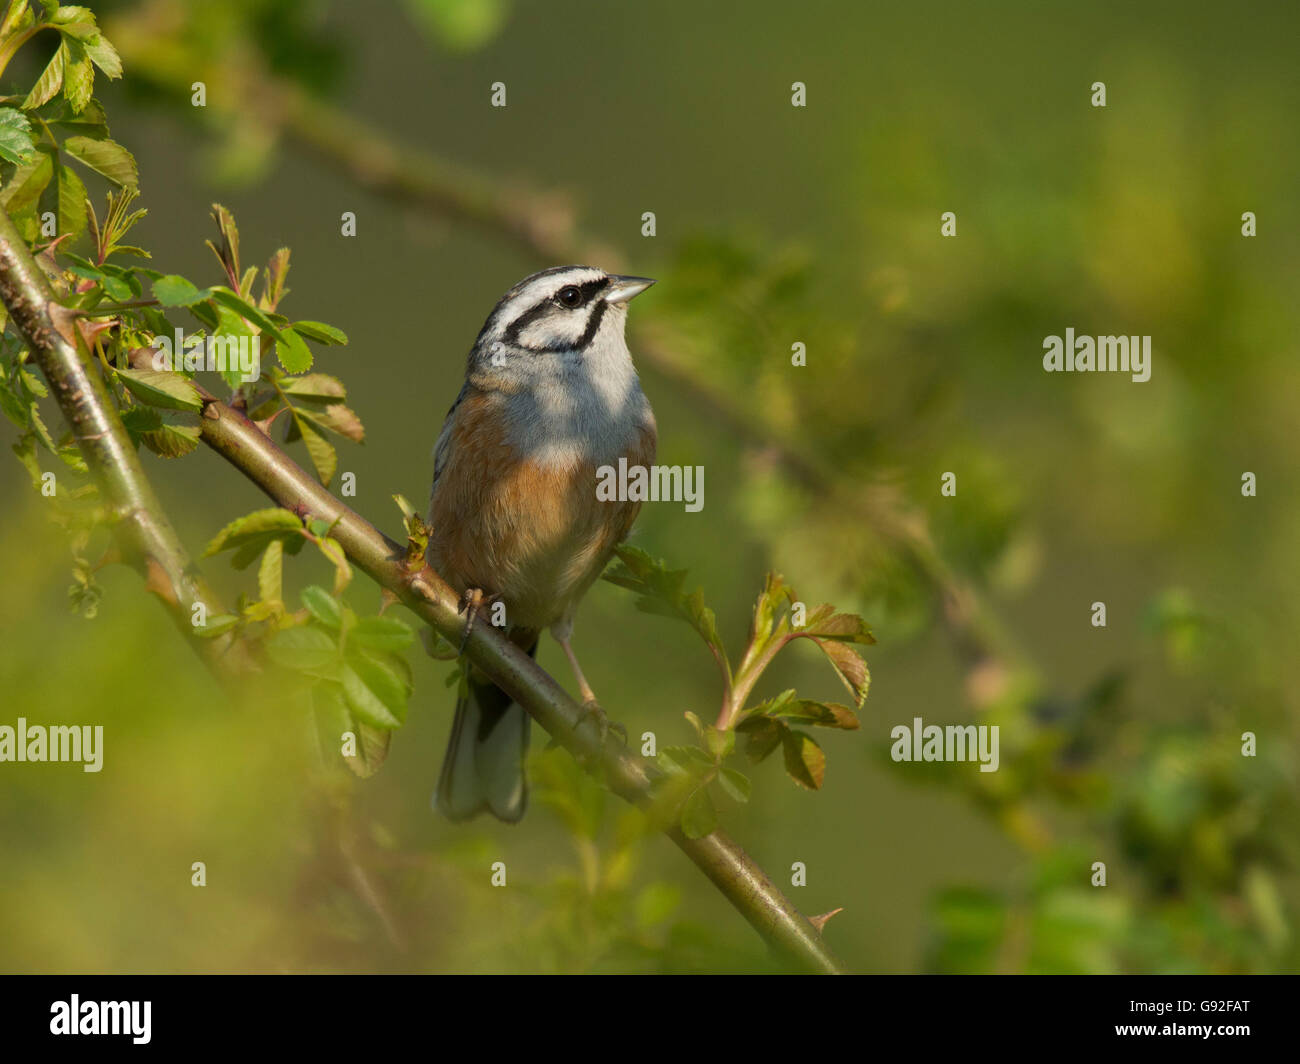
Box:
[0,209,249,675]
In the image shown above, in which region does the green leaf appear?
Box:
[781,729,825,790]
[341,662,403,729]
[718,767,752,803]
[292,320,348,346]
[1,150,53,214]
[22,44,64,110]
[100,273,131,301]
[796,603,876,644]
[603,544,729,673]
[203,507,302,558]
[279,372,345,401]
[266,625,337,671]
[276,327,312,373]
[211,304,257,390]
[209,286,283,339]
[151,274,210,307]
[300,585,342,629]
[81,33,122,79]
[657,744,713,777]
[115,367,202,412]
[0,106,36,165]
[192,613,239,639]
[292,409,336,486]
[736,715,783,764]
[345,720,392,779]
[296,402,364,443]
[60,37,92,114]
[37,96,107,138]
[138,420,200,457]
[679,785,716,839]
[760,697,860,730]
[257,538,283,606]
[206,204,241,281]
[49,160,87,242]
[62,135,137,187]
[351,615,416,652]
[810,638,871,710]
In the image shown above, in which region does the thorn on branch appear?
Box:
[808,908,844,934]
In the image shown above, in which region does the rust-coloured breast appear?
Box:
[427,390,657,631]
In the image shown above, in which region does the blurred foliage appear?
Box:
[0,0,1296,974]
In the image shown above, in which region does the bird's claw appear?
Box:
[572,698,627,766]
[457,588,493,654]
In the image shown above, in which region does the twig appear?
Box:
[0,210,251,676]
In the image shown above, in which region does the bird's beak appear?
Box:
[605,275,656,304]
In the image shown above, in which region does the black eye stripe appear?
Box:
[501,276,610,347]
[578,277,609,301]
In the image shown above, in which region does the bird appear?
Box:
[426,265,658,822]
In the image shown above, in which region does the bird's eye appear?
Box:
[556,285,583,308]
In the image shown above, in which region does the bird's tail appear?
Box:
[434,640,536,823]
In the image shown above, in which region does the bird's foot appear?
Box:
[457,587,497,654]
[572,697,627,764]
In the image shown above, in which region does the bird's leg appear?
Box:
[552,624,627,749]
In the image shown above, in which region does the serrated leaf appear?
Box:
[280,373,345,401]
[1,150,53,213]
[300,584,342,629]
[257,538,283,606]
[811,638,871,710]
[297,402,363,443]
[115,367,202,412]
[293,409,336,486]
[0,106,36,165]
[292,320,348,346]
[679,786,716,839]
[38,96,107,138]
[602,544,729,671]
[60,37,92,114]
[138,420,200,457]
[762,697,860,730]
[203,507,302,557]
[263,246,290,308]
[351,615,415,652]
[718,767,751,803]
[207,204,241,279]
[62,135,137,187]
[736,715,783,764]
[22,45,64,110]
[151,274,210,307]
[799,607,876,644]
[781,729,825,790]
[276,327,312,373]
[266,625,337,671]
[50,161,87,242]
[192,613,240,639]
[341,662,403,729]
[82,33,122,79]
[101,273,131,301]
[345,719,392,778]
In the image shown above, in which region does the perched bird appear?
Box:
[426,266,658,822]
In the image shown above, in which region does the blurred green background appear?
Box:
[1,0,1297,973]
